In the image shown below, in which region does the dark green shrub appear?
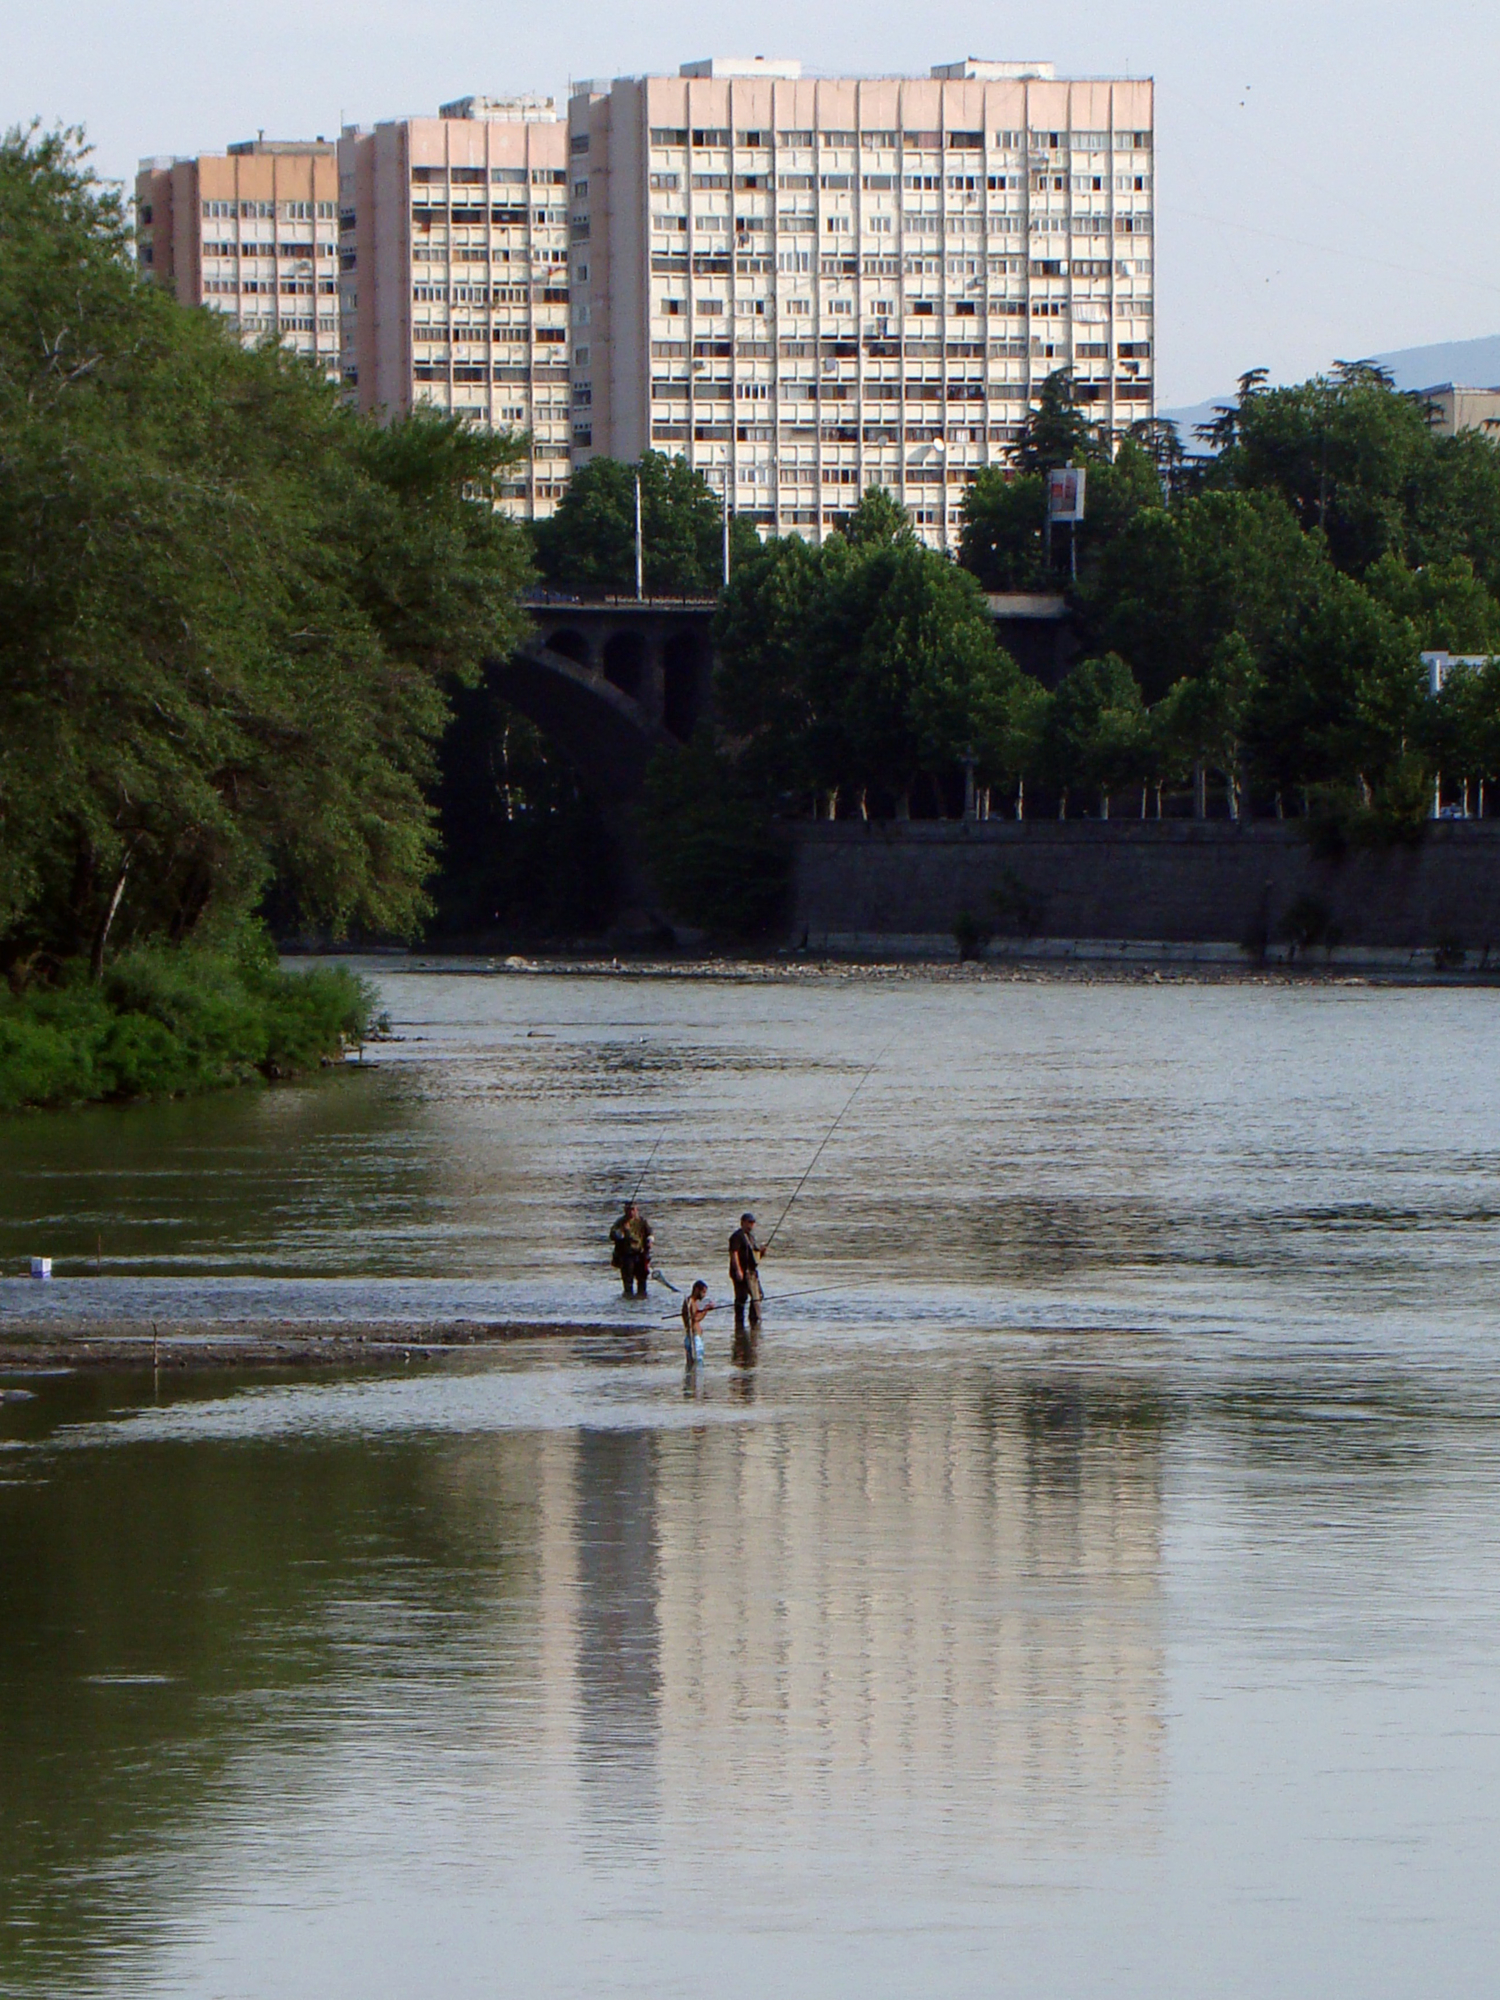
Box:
[953,910,992,961]
[0,925,375,1110]
[641,728,791,940]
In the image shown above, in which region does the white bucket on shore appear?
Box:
[30,1257,52,1281]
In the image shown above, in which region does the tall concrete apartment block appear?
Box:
[568,57,1154,546]
[337,97,571,520]
[134,141,341,375]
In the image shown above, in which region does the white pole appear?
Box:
[722,476,730,588]
[634,471,643,601]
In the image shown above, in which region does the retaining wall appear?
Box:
[788,819,1500,962]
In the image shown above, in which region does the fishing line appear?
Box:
[628,1136,662,1204]
[762,1038,894,1251]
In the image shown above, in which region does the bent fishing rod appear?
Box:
[761,1037,894,1253]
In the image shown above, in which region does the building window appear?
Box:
[650,128,687,147]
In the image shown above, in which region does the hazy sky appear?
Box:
[9,0,1500,407]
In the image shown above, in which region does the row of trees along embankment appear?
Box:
[581,367,1500,933]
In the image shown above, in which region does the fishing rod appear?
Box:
[761,1038,893,1252]
[659,1302,726,1324]
[628,1136,662,1205]
[656,1282,847,1324]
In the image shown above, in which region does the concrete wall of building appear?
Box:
[569,62,1154,550]
[135,146,338,370]
[338,107,568,518]
[1418,383,1500,439]
[788,819,1500,957]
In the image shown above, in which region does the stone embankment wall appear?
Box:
[788,820,1500,963]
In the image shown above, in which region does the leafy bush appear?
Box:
[641,729,791,939]
[0,927,374,1111]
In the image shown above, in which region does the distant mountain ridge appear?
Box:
[1161,332,1500,443]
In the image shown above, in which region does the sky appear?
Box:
[8,0,1500,408]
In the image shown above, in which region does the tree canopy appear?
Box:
[0,127,532,977]
[715,491,1021,814]
[531,450,760,597]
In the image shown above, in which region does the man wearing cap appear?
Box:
[728,1212,764,1334]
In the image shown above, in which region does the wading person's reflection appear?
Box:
[730,1325,759,1399]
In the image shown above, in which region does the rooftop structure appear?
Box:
[1416,383,1500,439]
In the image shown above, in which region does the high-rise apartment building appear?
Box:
[567,57,1154,547]
[337,97,572,520]
[134,140,342,376]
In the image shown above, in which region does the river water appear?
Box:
[2,965,1499,1996]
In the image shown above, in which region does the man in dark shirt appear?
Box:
[728,1211,764,1333]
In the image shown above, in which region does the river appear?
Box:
[2,964,1499,1995]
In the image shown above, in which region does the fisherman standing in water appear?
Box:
[681,1280,714,1364]
[728,1212,764,1334]
[609,1199,654,1298]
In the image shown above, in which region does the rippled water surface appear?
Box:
[3,968,1500,1995]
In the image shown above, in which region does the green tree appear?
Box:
[1424,658,1500,815]
[639,727,789,937]
[977,674,1052,818]
[957,471,1049,591]
[1045,654,1150,816]
[1091,489,1330,702]
[1154,634,1264,819]
[1015,368,1105,473]
[1251,573,1427,814]
[0,126,531,976]
[531,451,758,596]
[713,531,832,796]
[841,484,918,548]
[1362,552,1500,652]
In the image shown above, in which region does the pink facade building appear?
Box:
[568,58,1154,546]
[134,140,342,377]
[337,97,571,521]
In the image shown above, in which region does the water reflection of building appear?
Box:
[530,1371,1164,1845]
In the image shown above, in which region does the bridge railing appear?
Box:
[523,590,719,611]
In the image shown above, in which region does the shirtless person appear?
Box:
[728,1212,764,1334]
[681,1280,714,1363]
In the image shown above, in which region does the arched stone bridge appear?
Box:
[484,589,1071,802]
[486,596,718,804]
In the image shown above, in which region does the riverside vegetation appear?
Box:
[10,125,1500,1023]
[539,371,1500,934]
[0,128,530,1107]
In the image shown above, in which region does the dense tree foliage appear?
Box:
[716,488,1023,817]
[0,128,532,980]
[701,361,1500,840]
[531,450,760,597]
[426,689,619,939]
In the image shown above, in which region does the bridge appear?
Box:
[487,596,718,803]
[483,588,1075,931]
[486,589,1073,799]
